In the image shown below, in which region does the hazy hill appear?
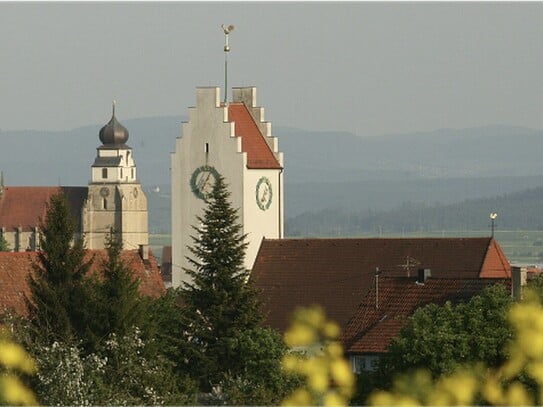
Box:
[2,118,543,232]
[286,186,543,237]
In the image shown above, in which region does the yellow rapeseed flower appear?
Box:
[0,375,38,406]
[0,341,37,374]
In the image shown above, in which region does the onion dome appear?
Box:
[99,101,129,145]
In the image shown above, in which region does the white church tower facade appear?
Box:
[82,104,149,250]
[171,86,284,287]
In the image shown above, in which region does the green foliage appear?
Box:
[179,175,281,398]
[31,327,195,406]
[220,328,300,405]
[0,233,9,251]
[26,192,93,345]
[377,284,513,387]
[82,231,150,353]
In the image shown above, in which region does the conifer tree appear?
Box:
[85,230,148,351]
[0,233,9,251]
[27,192,93,344]
[180,174,264,391]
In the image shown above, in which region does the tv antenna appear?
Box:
[221,24,235,104]
[398,256,421,277]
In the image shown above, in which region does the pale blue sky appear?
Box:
[1,2,543,137]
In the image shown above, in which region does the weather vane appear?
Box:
[222,24,235,104]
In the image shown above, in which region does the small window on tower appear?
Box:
[205,143,209,153]
[121,168,123,178]
[102,198,107,210]
[102,168,108,179]
[131,168,134,179]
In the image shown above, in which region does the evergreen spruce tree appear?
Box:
[85,230,148,351]
[180,175,264,391]
[0,233,9,251]
[27,192,93,344]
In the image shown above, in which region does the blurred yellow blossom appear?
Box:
[369,287,543,406]
[0,331,37,406]
[281,306,354,406]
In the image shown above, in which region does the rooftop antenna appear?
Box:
[398,256,421,278]
[375,267,381,309]
[221,24,235,104]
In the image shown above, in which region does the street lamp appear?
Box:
[490,213,498,238]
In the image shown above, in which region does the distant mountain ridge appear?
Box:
[1,117,543,232]
[286,185,543,237]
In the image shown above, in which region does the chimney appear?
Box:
[139,244,149,261]
[416,268,431,285]
[511,266,527,301]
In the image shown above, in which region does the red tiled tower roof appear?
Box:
[0,249,165,316]
[0,186,87,231]
[250,237,511,333]
[228,103,281,169]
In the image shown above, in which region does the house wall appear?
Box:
[349,354,380,373]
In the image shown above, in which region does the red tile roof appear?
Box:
[250,237,511,333]
[0,249,165,316]
[0,186,87,231]
[228,103,281,169]
[341,277,509,354]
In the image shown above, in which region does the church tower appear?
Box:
[171,86,284,287]
[82,103,148,250]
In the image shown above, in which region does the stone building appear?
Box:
[0,105,148,252]
[170,86,284,287]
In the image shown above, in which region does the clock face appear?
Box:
[190,165,220,200]
[256,177,272,211]
[99,187,109,198]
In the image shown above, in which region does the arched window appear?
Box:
[102,168,108,179]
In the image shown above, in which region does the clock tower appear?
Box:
[171,86,284,287]
[82,103,149,250]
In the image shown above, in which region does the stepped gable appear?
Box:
[0,186,87,231]
[0,249,165,316]
[228,103,281,169]
[341,277,509,354]
[250,237,511,332]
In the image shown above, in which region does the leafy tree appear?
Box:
[220,327,299,405]
[376,284,513,387]
[26,192,93,345]
[31,328,195,406]
[179,175,270,393]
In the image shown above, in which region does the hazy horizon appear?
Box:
[2,2,543,137]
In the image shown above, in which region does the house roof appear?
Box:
[0,249,165,316]
[228,103,281,170]
[0,186,88,231]
[250,237,511,333]
[341,277,509,354]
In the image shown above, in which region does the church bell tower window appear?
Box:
[102,168,108,179]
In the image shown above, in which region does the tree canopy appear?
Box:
[377,284,513,383]
[26,192,93,344]
[178,175,289,402]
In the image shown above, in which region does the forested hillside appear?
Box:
[286,186,543,237]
